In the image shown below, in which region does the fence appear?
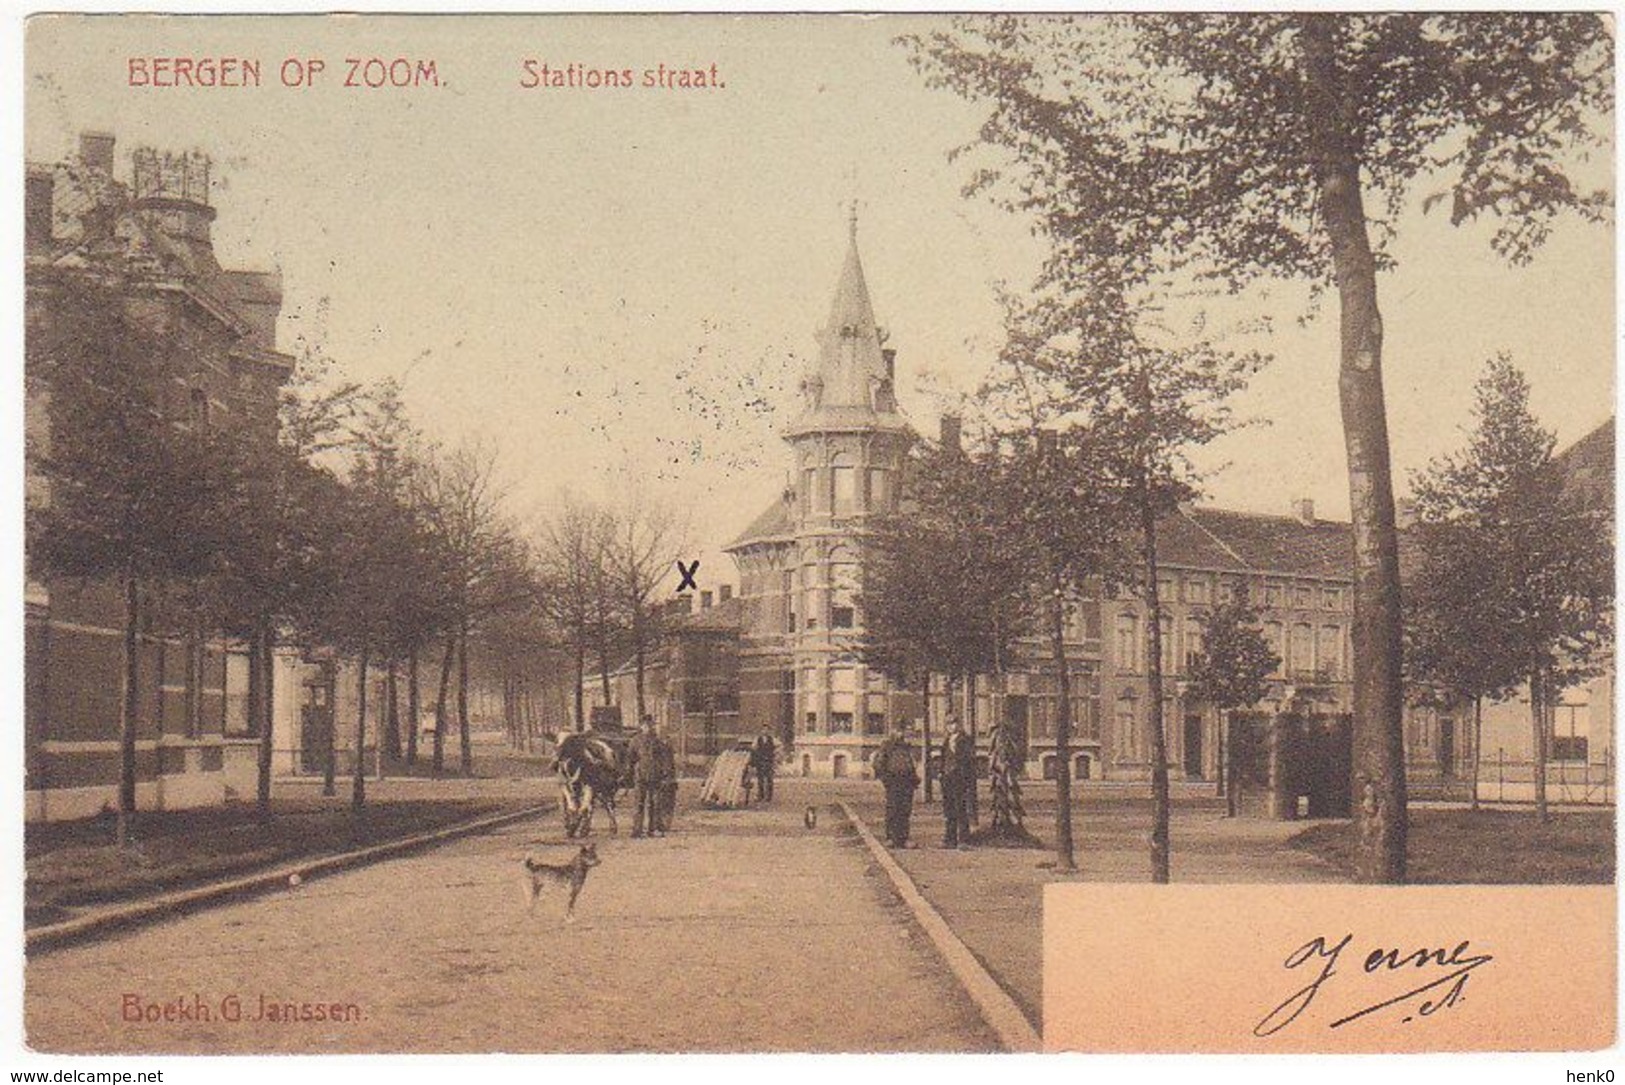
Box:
[1466,748,1615,806]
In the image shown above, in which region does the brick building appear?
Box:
[25,132,293,820]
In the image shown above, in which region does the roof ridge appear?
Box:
[1178,505,1257,572]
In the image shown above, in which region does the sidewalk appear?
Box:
[27,775,551,930]
[841,790,1344,1030]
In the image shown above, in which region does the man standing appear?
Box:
[940,714,976,849]
[751,727,777,803]
[873,723,920,848]
[630,716,664,838]
[653,726,678,834]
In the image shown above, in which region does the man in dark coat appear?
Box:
[750,728,777,803]
[630,716,667,838]
[873,724,920,848]
[940,714,976,849]
[652,729,678,834]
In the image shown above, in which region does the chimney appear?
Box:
[701,590,713,610]
[719,584,733,603]
[79,131,116,175]
[1292,498,1315,525]
[882,348,897,381]
[25,166,53,253]
[940,414,962,453]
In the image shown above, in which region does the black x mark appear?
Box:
[676,560,700,592]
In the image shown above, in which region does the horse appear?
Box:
[555,731,628,838]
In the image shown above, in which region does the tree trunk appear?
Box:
[1052,582,1077,872]
[1224,711,1239,819]
[458,623,472,775]
[255,616,276,824]
[1470,697,1482,813]
[574,637,585,729]
[352,650,368,812]
[383,659,401,769]
[406,645,420,765]
[432,635,455,774]
[117,575,140,849]
[965,672,979,825]
[922,675,935,804]
[1531,669,1550,822]
[1302,13,1408,884]
[1143,494,1171,885]
[634,607,647,725]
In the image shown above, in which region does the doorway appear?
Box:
[1183,714,1204,779]
[299,667,335,775]
[1438,718,1456,778]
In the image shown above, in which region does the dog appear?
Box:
[521,843,601,923]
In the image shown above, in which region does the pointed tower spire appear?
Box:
[786,219,907,437]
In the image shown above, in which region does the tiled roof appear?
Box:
[1161,506,1352,581]
[1556,417,1613,514]
[725,494,795,551]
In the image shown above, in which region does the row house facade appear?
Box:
[25,132,294,820]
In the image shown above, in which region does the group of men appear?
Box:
[747,728,777,802]
[628,716,678,837]
[871,714,978,849]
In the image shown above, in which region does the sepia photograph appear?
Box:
[16,10,1618,1061]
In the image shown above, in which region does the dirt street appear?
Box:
[25,786,996,1054]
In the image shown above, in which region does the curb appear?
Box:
[27,803,552,955]
[838,800,1042,1054]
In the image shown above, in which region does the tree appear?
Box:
[1409,356,1612,822]
[1185,593,1281,815]
[906,12,1612,882]
[536,492,617,731]
[415,441,513,772]
[28,268,245,848]
[603,497,685,725]
[861,432,1032,827]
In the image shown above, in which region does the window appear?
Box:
[1116,692,1139,759]
[1159,616,1175,674]
[832,605,855,629]
[1294,585,1313,609]
[831,454,857,514]
[1323,586,1343,611]
[802,468,818,516]
[830,712,855,734]
[1265,622,1284,677]
[1185,578,1211,605]
[804,710,819,734]
[1218,579,1238,605]
[1291,623,1314,676]
[1185,623,1205,673]
[865,712,886,735]
[224,652,251,736]
[1265,582,1284,607]
[1318,626,1342,680]
[1157,576,1176,601]
[867,468,890,511]
[1115,614,1139,672]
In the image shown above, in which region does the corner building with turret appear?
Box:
[726,222,923,778]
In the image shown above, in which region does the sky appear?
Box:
[25,13,1616,589]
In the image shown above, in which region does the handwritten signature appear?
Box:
[1254,934,1494,1037]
